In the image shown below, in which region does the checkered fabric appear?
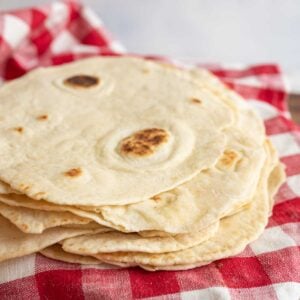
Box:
[0,1,299,299]
[0,0,124,82]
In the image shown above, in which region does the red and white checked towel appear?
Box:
[0,2,299,299]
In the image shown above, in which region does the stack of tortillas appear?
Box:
[0,57,285,271]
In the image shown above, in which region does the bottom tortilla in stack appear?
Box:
[0,215,102,262]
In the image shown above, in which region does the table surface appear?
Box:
[289,95,300,124]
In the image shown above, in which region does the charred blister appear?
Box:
[64,168,82,178]
[12,127,24,133]
[190,98,202,104]
[63,75,99,88]
[36,114,48,121]
[152,195,161,201]
[120,128,169,158]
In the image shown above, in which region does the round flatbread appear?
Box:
[40,244,103,265]
[0,215,96,263]
[0,202,91,234]
[62,222,218,255]
[0,57,235,206]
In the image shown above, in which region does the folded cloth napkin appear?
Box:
[0,1,299,299]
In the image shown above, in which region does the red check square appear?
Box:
[218,257,272,288]
[35,269,84,300]
[129,268,180,298]
[0,275,39,299]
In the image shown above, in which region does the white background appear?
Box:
[1,0,300,91]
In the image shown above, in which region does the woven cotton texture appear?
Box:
[0,2,299,299]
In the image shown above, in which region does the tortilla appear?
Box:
[0,193,117,230]
[0,202,92,234]
[62,222,218,255]
[0,57,235,206]
[40,244,102,265]
[0,215,96,262]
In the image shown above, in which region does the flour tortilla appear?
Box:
[0,62,262,236]
[0,202,91,234]
[39,246,209,270]
[96,104,266,234]
[40,244,102,265]
[0,66,238,199]
[93,149,285,267]
[0,215,96,263]
[62,222,218,255]
[0,193,119,230]
[0,57,235,206]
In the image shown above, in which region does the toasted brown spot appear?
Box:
[36,114,48,121]
[219,150,239,168]
[13,127,24,133]
[64,168,82,177]
[191,98,202,104]
[120,128,169,157]
[142,68,150,74]
[64,75,99,88]
[152,195,161,201]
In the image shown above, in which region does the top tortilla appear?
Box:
[0,57,234,206]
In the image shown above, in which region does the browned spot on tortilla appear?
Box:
[64,168,82,177]
[191,98,202,104]
[219,150,239,168]
[120,128,169,157]
[13,127,24,133]
[36,114,48,121]
[152,195,161,201]
[63,75,99,88]
[142,68,150,73]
